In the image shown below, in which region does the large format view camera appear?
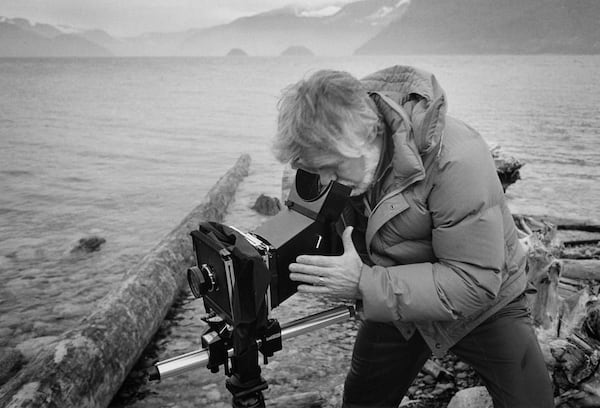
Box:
[149,169,356,408]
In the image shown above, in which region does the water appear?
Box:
[1,55,599,348]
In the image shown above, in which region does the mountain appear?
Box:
[281,45,315,56]
[226,48,248,56]
[179,0,409,56]
[3,0,597,57]
[0,17,112,57]
[104,31,195,57]
[355,0,600,54]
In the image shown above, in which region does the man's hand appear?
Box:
[289,226,363,299]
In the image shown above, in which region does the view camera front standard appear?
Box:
[149,169,356,408]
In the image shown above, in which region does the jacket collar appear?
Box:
[362,66,448,194]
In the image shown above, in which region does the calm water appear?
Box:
[1,56,599,346]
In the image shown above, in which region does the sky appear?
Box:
[0,0,357,37]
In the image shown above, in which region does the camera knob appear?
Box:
[187,264,217,298]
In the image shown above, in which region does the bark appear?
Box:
[519,215,600,407]
[0,155,251,408]
[561,259,600,281]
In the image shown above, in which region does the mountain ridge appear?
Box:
[1,0,598,57]
[355,0,600,55]
[179,0,407,56]
[0,18,112,57]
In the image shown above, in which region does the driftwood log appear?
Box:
[0,154,251,408]
[517,215,600,407]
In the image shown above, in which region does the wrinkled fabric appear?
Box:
[356,66,528,355]
[342,296,554,408]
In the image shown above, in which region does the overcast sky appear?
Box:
[0,0,357,37]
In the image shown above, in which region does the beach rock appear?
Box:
[251,194,282,216]
[447,386,493,408]
[71,235,106,253]
[205,388,221,402]
[0,347,23,385]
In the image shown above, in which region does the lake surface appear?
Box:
[1,55,599,348]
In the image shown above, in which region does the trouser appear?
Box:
[342,295,554,408]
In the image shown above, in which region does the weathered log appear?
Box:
[558,276,590,299]
[558,225,600,233]
[514,214,600,406]
[531,261,562,330]
[534,289,600,407]
[0,154,251,408]
[532,266,600,406]
[561,259,600,281]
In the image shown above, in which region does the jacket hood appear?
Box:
[361,66,448,190]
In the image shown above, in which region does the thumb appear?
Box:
[342,226,357,254]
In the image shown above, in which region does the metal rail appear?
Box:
[150,305,354,381]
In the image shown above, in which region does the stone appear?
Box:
[70,236,106,253]
[433,381,455,395]
[399,396,421,407]
[447,386,493,408]
[205,388,221,402]
[251,194,282,216]
[454,361,471,371]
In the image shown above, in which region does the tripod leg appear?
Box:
[226,344,268,408]
[226,373,267,408]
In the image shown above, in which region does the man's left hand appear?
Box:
[289,226,363,299]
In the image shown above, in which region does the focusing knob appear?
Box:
[187,265,217,298]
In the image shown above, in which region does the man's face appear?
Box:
[294,141,380,197]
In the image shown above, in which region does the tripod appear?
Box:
[150,305,355,408]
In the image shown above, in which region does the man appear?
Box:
[272,66,554,407]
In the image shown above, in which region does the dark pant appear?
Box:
[342,296,554,408]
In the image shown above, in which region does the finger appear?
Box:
[289,263,331,277]
[342,226,357,254]
[295,254,338,267]
[289,272,325,285]
[297,284,331,294]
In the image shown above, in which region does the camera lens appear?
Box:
[187,265,217,298]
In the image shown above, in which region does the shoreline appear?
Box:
[1,161,599,407]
